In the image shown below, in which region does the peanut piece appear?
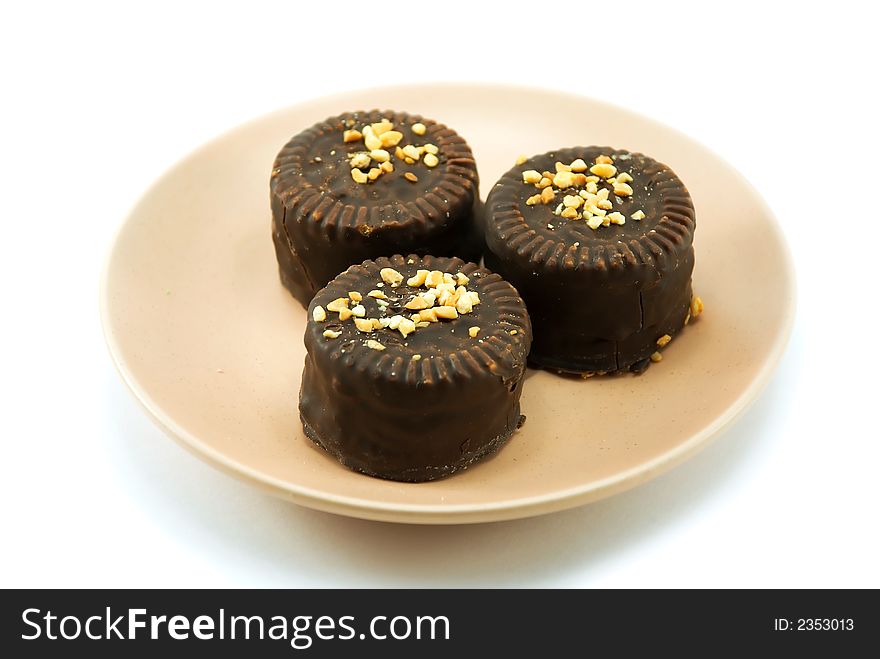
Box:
[380,267,404,287]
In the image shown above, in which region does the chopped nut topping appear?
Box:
[411,122,427,135]
[371,120,393,136]
[380,267,404,287]
[613,182,633,197]
[553,171,575,188]
[690,296,704,319]
[434,306,458,320]
[656,334,672,347]
[404,172,418,183]
[343,120,439,184]
[456,296,473,314]
[323,329,341,339]
[349,152,371,169]
[398,318,416,337]
[631,210,646,220]
[469,326,480,338]
[519,152,641,230]
[590,162,617,178]
[516,154,528,165]
[650,351,663,363]
[363,129,382,151]
[402,144,421,161]
[323,264,485,343]
[312,306,327,322]
[425,270,444,287]
[418,307,438,322]
[326,297,349,313]
[380,131,404,148]
[366,339,386,351]
[407,270,429,287]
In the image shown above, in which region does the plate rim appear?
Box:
[100,82,797,525]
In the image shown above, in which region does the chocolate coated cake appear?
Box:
[271,111,482,306]
[485,148,697,375]
[301,254,531,482]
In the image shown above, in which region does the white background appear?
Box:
[2,0,878,588]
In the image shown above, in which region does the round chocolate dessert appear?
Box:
[271,110,482,307]
[485,148,696,375]
[301,254,531,482]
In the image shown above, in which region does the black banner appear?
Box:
[1,589,875,656]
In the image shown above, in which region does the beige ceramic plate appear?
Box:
[101,83,794,524]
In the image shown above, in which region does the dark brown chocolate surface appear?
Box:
[271,111,483,307]
[485,147,696,374]
[300,254,531,482]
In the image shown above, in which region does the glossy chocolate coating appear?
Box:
[271,111,483,307]
[485,147,695,374]
[300,254,531,482]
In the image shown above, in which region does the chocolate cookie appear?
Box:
[485,148,697,374]
[300,254,531,482]
[271,111,482,307]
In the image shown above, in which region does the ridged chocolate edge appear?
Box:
[271,110,479,243]
[486,147,696,277]
[305,254,532,388]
